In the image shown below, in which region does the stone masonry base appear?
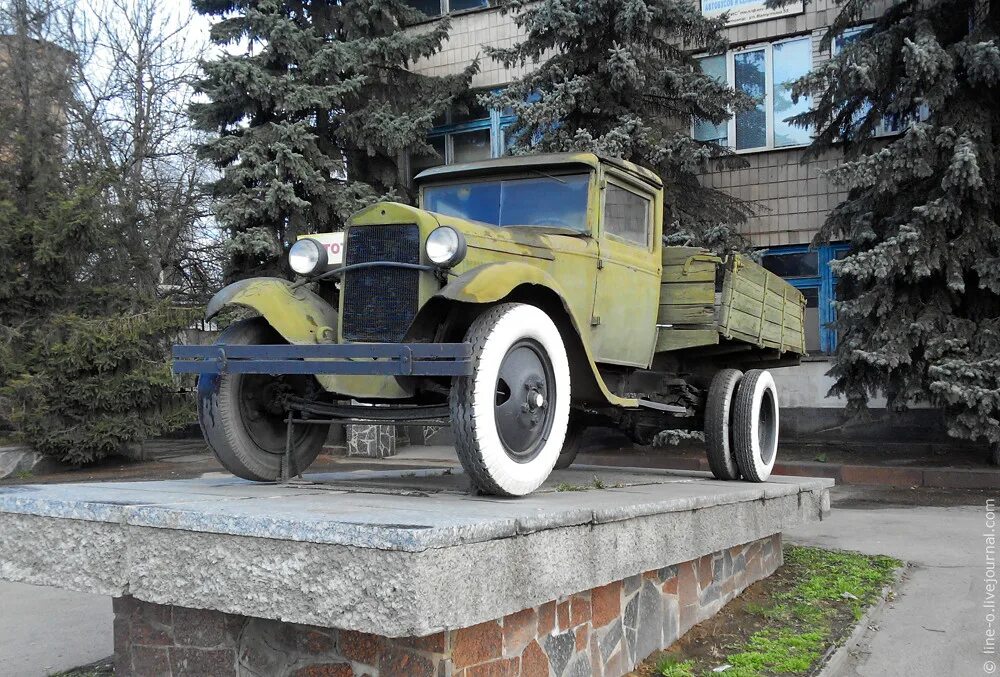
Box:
[113,533,783,676]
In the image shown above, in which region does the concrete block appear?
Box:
[0,446,64,479]
[0,468,830,639]
[345,424,395,458]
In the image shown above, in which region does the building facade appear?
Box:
[403,0,919,430]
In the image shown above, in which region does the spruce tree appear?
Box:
[790,1,1000,456]
[485,0,756,250]
[191,0,475,279]
[0,0,197,462]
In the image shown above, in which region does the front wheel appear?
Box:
[450,303,571,496]
[198,318,327,481]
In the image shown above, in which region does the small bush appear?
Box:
[0,303,198,464]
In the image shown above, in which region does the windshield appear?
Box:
[422,173,591,231]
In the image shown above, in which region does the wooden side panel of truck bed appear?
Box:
[717,254,807,354]
[654,247,807,355]
[654,247,720,352]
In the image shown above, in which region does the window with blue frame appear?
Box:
[411,93,516,177]
[760,243,849,354]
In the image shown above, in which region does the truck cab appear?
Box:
[177,153,806,496]
[415,153,663,368]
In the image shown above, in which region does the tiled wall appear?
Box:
[701,147,847,246]
[715,0,893,46]
[410,8,532,88]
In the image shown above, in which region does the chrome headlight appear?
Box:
[288,238,328,276]
[425,227,467,268]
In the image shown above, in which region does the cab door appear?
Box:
[589,172,661,367]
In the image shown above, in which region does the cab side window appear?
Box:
[603,183,651,247]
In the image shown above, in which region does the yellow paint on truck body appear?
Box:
[419,153,664,371]
[205,278,338,344]
[655,247,806,354]
[205,152,805,406]
[203,277,408,397]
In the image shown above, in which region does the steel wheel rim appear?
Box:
[236,373,311,455]
[758,389,777,465]
[493,339,556,463]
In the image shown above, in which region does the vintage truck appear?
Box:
[174,153,807,496]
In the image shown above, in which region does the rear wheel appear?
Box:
[554,418,585,470]
[450,303,570,496]
[732,369,779,482]
[197,318,327,481]
[704,368,743,481]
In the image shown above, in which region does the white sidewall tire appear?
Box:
[451,303,570,496]
[732,369,779,482]
[704,368,743,481]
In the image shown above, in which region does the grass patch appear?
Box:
[780,547,900,624]
[640,546,901,677]
[722,629,824,676]
[655,656,695,677]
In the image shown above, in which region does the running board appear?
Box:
[636,399,690,415]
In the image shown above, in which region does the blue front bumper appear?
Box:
[172,342,473,377]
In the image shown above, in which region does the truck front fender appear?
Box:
[433,263,638,409]
[205,278,338,346]
[436,262,564,304]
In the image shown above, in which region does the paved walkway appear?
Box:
[0,581,111,676]
[785,487,993,677]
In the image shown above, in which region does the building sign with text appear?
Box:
[306,231,344,265]
[701,0,803,26]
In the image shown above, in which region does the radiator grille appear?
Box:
[342,224,421,343]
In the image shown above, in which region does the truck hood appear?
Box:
[346,201,596,262]
[427,210,593,262]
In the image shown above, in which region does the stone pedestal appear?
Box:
[0,467,829,676]
[111,533,781,676]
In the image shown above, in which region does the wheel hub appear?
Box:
[494,340,556,462]
[237,373,316,455]
[530,391,545,409]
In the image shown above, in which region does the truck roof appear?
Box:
[413,152,663,189]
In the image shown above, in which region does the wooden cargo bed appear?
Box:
[655,247,806,355]
[717,254,806,354]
